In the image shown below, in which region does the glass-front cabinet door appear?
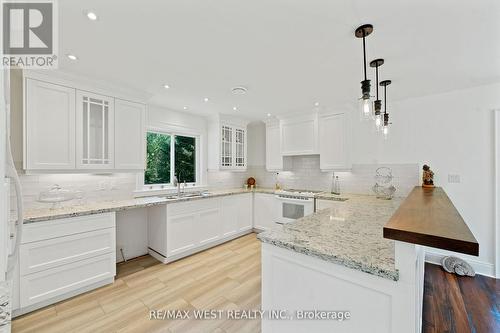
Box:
[76,91,114,169]
[220,125,233,168]
[234,128,246,168]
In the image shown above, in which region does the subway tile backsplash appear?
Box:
[212,156,419,198]
[13,156,419,211]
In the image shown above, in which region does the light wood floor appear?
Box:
[12,233,261,333]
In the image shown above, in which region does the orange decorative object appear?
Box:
[247,177,256,186]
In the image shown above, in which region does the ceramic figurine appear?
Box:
[422,164,434,188]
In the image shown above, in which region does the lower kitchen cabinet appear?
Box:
[14,213,116,316]
[253,192,278,230]
[149,193,255,264]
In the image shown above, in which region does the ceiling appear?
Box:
[58,0,500,120]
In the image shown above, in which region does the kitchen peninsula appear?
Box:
[258,187,479,333]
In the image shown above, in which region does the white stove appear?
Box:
[274,189,319,224]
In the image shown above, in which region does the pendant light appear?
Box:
[380,80,392,139]
[355,24,374,121]
[370,58,384,131]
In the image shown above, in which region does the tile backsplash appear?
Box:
[11,173,138,210]
[212,156,419,197]
[13,156,419,211]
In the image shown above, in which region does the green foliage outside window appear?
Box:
[175,136,196,183]
[145,132,171,184]
[145,132,196,185]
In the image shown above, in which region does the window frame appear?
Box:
[143,129,200,189]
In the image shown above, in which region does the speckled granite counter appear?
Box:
[258,194,403,281]
[23,188,275,223]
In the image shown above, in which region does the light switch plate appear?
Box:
[448,174,461,183]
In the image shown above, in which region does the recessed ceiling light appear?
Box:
[183,106,188,110]
[163,84,170,89]
[233,106,238,111]
[66,54,78,61]
[267,113,271,117]
[314,102,320,107]
[231,86,247,95]
[86,11,98,21]
[204,97,209,102]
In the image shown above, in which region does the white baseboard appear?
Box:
[425,250,496,278]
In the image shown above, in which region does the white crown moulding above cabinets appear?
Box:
[266,110,351,172]
[22,71,147,174]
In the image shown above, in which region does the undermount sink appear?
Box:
[165,192,211,200]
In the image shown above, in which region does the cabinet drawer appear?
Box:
[20,252,116,307]
[22,213,115,244]
[168,198,220,216]
[20,228,115,275]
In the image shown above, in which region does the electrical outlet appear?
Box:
[448,174,461,183]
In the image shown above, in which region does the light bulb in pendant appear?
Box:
[360,98,372,121]
[383,125,389,139]
[375,114,382,130]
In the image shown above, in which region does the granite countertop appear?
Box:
[258,194,403,281]
[23,187,275,223]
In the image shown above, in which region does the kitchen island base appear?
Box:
[261,241,425,333]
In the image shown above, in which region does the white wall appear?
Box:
[349,82,500,275]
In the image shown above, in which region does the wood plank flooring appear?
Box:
[422,263,499,333]
[12,233,261,333]
[12,235,499,333]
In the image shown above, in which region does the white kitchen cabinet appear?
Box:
[208,115,249,171]
[167,211,197,257]
[114,99,146,170]
[319,112,350,171]
[23,74,146,173]
[266,122,283,171]
[221,195,239,238]
[15,213,116,314]
[237,193,253,232]
[165,198,222,259]
[149,194,254,264]
[76,90,115,169]
[25,79,76,170]
[253,193,278,230]
[221,193,253,237]
[280,113,318,156]
[198,206,222,246]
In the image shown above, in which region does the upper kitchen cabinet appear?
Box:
[280,113,318,156]
[25,79,76,170]
[23,72,147,173]
[208,114,249,171]
[318,112,351,171]
[75,91,115,169]
[114,99,146,170]
[265,121,283,171]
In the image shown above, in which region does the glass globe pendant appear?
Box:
[370,58,384,131]
[355,24,374,121]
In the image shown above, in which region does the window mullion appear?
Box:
[171,134,175,184]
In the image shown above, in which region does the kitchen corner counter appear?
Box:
[258,194,403,281]
[22,188,275,223]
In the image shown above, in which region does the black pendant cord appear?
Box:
[362,35,367,81]
[375,65,379,100]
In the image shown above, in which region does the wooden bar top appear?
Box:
[384,186,479,256]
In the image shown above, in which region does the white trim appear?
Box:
[494,109,500,278]
[425,250,495,278]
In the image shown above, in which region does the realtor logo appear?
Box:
[2,0,58,68]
